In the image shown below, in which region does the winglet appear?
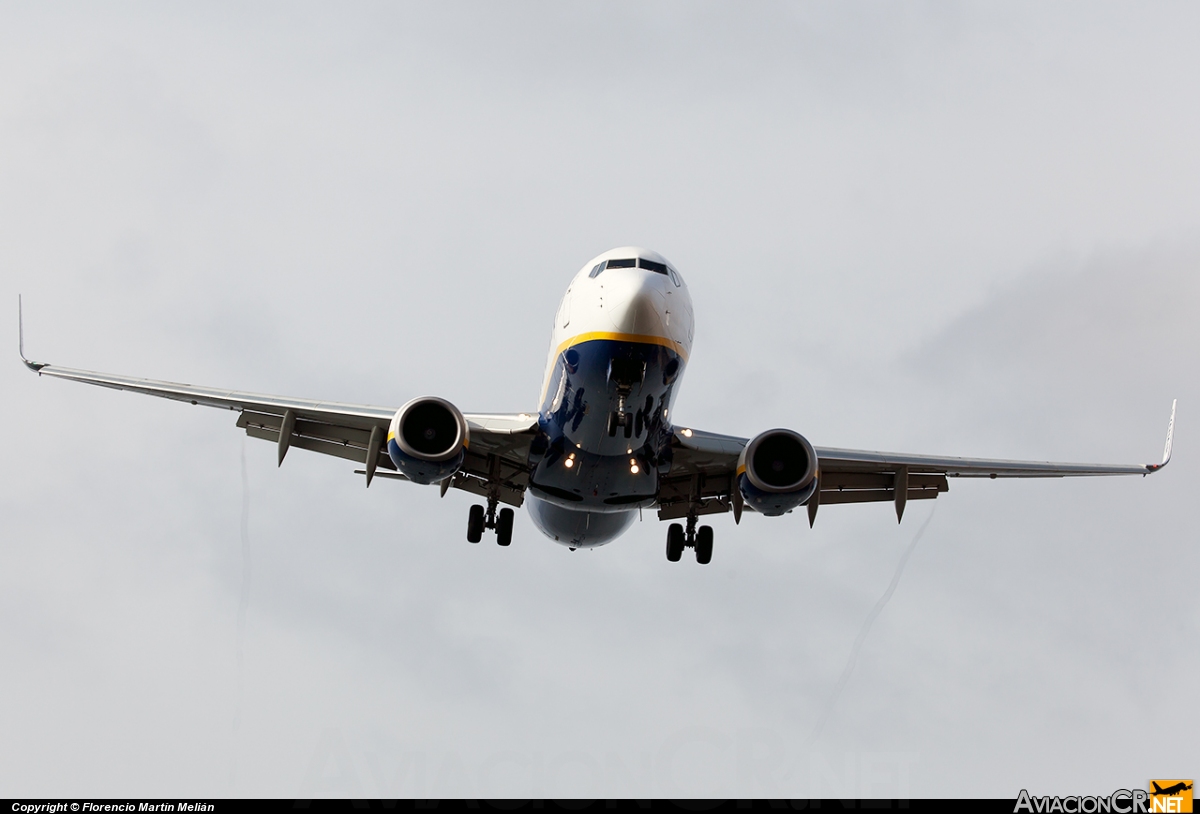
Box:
[18,296,46,372]
[1146,399,1176,473]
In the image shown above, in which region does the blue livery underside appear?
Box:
[526,337,686,547]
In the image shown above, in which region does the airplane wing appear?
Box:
[657,402,1175,524]
[19,307,537,505]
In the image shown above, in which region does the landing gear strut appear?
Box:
[467,494,514,546]
[665,511,714,565]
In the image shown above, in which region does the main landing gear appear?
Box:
[666,512,713,565]
[467,495,513,546]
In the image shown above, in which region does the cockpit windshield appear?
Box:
[588,257,681,286]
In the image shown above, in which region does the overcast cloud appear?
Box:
[1,2,1197,798]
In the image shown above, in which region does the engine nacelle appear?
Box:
[737,429,819,517]
[387,397,468,484]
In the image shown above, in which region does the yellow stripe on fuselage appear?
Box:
[554,331,689,362]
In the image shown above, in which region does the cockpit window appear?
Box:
[591,257,679,282]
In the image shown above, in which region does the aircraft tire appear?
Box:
[666,523,685,562]
[695,525,713,565]
[496,507,514,546]
[467,504,485,543]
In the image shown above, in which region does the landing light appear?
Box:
[681,428,693,437]
[564,458,574,469]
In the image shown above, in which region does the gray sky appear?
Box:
[2,1,1196,798]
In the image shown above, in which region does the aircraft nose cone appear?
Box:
[607,273,667,335]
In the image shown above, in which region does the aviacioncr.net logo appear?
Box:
[1015,788,1150,813]
[1015,783,1194,814]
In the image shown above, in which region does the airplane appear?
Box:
[1152,782,1193,797]
[19,247,1176,563]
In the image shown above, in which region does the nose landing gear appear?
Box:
[607,410,634,438]
[467,494,514,546]
[607,394,657,439]
[665,512,714,564]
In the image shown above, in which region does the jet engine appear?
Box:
[737,429,819,516]
[387,397,468,484]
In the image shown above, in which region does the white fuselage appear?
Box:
[524,247,695,548]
